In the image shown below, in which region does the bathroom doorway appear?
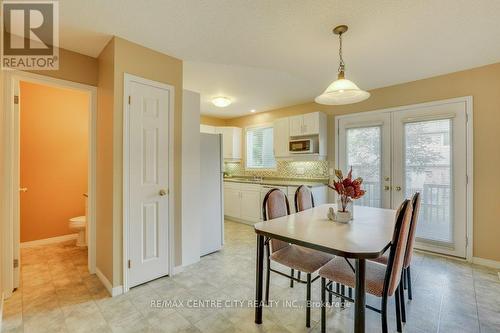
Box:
[1,71,97,296]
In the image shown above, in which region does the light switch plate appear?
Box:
[296,167,305,175]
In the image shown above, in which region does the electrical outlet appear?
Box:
[296,167,305,175]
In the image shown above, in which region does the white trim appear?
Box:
[1,70,97,298]
[1,292,4,330]
[122,73,175,293]
[334,96,473,260]
[20,234,78,248]
[96,268,123,297]
[472,257,500,270]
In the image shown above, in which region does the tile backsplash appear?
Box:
[224,160,329,179]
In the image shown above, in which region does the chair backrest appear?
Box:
[262,188,290,253]
[404,192,421,268]
[294,185,315,212]
[384,199,413,296]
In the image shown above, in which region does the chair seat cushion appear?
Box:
[370,252,389,265]
[319,257,389,297]
[270,245,333,274]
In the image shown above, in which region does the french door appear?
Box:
[337,98,471,258]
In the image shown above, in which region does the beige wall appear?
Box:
[200,115,227,126]
[96,39,116,283]
[96,37,183,286]
[29,48,99,86]
[20,81,89,242]
[226,62,500,262]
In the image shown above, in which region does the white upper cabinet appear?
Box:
[216,126,242,160]
[289,112,325,137]
[273,117,290,158]
[200,124,216,133]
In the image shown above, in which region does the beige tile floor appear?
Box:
[2,221,500,333]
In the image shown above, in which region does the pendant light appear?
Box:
[315,25,370,105]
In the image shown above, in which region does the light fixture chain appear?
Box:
[338,32,345,74]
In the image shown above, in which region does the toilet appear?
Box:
[69,216,87,247]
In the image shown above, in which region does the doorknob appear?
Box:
[159,189,168,196]
[19,187,28,192]
[395,186,402,191]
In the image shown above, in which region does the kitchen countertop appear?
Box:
[223,177,328,188]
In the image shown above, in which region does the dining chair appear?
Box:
[369,192,421,323]
[294,185,352,306]
[319,199,413,333]
[262,188,333,328]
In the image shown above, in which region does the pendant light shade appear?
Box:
[315,25,370,105]
[315,78,370,105]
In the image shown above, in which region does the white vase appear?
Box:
[336,197,354,220]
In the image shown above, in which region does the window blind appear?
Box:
[246,126,276,169]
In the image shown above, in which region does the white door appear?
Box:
[127,79,171,288]
[338,113,392,208]
[289,115,303,136]
[392,102,468,258]
[337,99,470,258]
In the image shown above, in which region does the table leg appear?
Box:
[354,259,366,333]
[255,234,265,324]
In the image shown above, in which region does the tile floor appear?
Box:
[2,221,499,333]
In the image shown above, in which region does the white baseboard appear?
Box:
[172,265,184,275]
[21,234,78,248]
[1,292,4,330]
[95,267,123,297]
[472,257,500,269]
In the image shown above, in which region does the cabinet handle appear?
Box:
[395,186,402,191]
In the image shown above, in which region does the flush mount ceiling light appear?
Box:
[212,96,232,108]
[250,109,256,113]
[315,25,370,105]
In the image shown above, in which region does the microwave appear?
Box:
[289,138,318,154]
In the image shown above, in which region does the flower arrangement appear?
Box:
[328,167,366,214]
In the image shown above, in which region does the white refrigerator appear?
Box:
[200,133,224,256]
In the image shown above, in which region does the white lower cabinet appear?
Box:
[224,182,262,223]
[225,181,329,224]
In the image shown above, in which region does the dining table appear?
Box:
[253,204,396,333]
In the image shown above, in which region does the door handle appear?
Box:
[395,186,402,191]
[19,187,28,192]
[159,189,168,196]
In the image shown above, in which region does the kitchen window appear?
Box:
[246,125,276,169]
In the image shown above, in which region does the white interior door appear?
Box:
[337,99,470,258]
[127,79,171,288]
[338,113,392,208]
[392,102,468,258]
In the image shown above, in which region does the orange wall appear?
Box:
[20,81,89,242]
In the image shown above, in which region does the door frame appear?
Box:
[1,70,98,298]
[122,73,175,293]
[334,96,473,261]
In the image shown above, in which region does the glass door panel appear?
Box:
[337,113,391,209]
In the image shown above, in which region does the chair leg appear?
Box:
[336,282,340,294]
[395,286,402,333]
[265,257,270,305]
[381,294,388,333]
[403,268,407,290]
[328,281,333,305]
[340,284,345,308]
[290,269,294,288]
[306,273,311,328]
[297,271,301,281]
[348,287,352,299]
[407,266,413,300]
[399,280,406,323]
[321,277,326,333]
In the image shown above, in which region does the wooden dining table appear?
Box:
[254,204,396,333]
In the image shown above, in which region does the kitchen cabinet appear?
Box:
[289,112,325,137]
[224,182,261,223]
[200,124,216,133]
[215,126,242,160]
[273,117,290,158]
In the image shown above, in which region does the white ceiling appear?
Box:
[58,0,500,118]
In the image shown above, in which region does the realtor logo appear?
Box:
[2,0,59,70]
